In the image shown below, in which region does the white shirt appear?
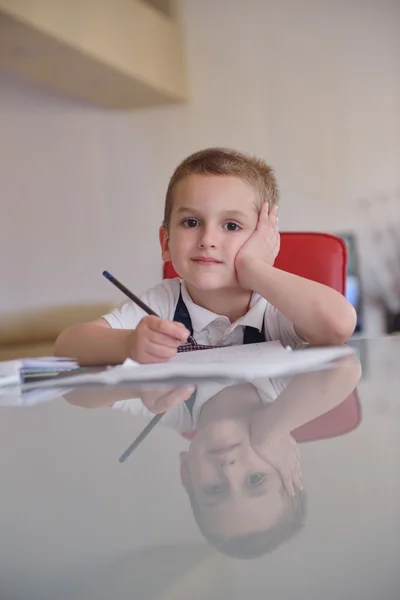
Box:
[102,278,303,349]
[113,377,290,434]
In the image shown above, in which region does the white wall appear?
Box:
[1,0,399,332]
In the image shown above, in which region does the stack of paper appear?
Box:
[20,342,355,390]
[0,357,79,388]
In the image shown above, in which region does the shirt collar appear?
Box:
[180,281,267,334]
[180,281,218,333]
[236,293,267,331]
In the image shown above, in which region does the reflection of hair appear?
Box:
[163,147,279,228]
[186,483,306,559]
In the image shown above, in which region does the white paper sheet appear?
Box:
[20,342,355,389]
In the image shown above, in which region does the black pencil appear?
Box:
[102,270,193,347]
[118,413,165,463]
[102,270,159,317]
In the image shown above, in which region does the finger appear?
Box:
[257,202,270,231]
[261,450,296,497]
[139,353,170,364]
[273,235,280,260]
[140,390,164,411]
[146,317,189,341]
[153,386,195,412]
[145,342,178,361]
[147,317,189,342]
[289,445,303,492]
[278,465,295,497]
[288,438,300,466]
[147,330,183,349]
[290,436,300,462]
[290,448,303,492]
[292,465,303,492]
[269,206,278,228]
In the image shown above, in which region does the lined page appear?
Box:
[171,341,287,364]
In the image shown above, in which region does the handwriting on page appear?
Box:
[171,341,286,364]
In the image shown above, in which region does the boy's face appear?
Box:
[161,174,260,292]
[180,417,284,537]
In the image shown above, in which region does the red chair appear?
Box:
[163,232,361,442]
[163,232,347,293]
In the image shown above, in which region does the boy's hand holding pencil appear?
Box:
[127,316,190,364]
[102,271,190,364]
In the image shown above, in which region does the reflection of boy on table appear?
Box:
[65,356,361,558]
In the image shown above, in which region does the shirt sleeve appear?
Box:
[253,376,291,403]
[112,398,154,417]
[112,399,192,433]
[102,279,180,329]
[264,303,306,349]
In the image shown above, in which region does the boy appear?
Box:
[54,147,356,365]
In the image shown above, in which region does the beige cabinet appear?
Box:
[0,0,187,108]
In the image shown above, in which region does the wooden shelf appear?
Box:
[0,0,187,109]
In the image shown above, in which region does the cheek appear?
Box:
[166,235,186,260]
[189,454,215,484]
[228,231,254,253]
[169,229,193,248]
[242,442,279,476]
[189,437,219,481]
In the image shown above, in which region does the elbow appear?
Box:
[324,303,357,345]
[53,333,63,356]
[306,301,357,346]
[53,327,72,357]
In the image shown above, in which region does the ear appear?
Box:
[159,225,171,263]
[179,451,191,493]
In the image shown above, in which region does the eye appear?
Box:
[223,222,242,231]
[248,473,266,486]
[182,218,200,228]
[202,484,222,496]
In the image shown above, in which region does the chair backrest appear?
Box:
[274,232,347,293]
[163,232,347,294]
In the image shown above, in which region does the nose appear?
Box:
[218,455,236,468]
[198,226,216,249]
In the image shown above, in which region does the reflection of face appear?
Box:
[181,415,284,537]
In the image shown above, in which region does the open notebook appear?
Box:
[17,342,355,390]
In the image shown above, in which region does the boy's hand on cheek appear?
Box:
[250,429,303,496]
[235,203,280,290]
[126,316,190,364]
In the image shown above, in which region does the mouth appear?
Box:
[191,257,222,265]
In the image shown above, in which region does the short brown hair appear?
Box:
[163,147,279,228]
[186,481,306,560]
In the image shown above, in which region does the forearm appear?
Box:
[249,260,357,344]
[64,385,143,408]
[252,358,361,442]
[54,323,132,366]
